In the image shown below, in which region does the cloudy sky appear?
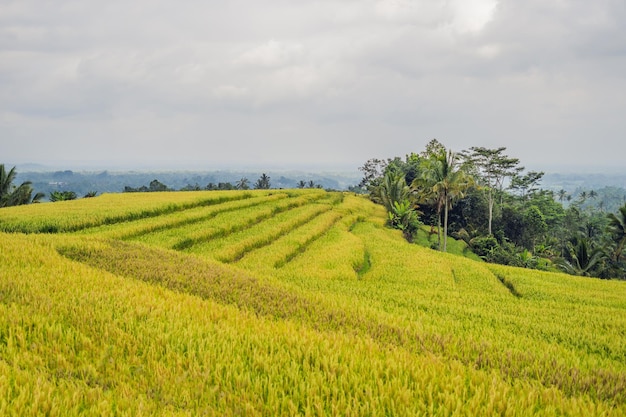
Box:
[1,0,625,172]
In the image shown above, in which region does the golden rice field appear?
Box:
[1,189,625,416]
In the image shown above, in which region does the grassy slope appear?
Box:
[1,190,625,416]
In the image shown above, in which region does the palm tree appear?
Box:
[607,204,626,262]
[557,189,568,205]
[374,171,421,241]
[375,172,411,214]
[413,149,473,252]
[1,164,44,207]
[236,177,250,190]
[49,190,78,202]
[254,173,271,190]
[557,235,606,277]
[297,180,306,189]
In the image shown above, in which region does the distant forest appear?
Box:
[13,169,360,200]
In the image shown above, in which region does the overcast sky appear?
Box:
[1,0,625,172]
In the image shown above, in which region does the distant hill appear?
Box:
[542,172,626,192]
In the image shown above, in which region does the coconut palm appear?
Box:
[1,164,44,207]
[254,173,271,189]
[557,235,606,277]
[373,171,421,240]
[607,204,626,262]
[557,189,568,205]
[375,171,411,214]
[236,177,250,190]
[49,190,78,202]
[414,149,473,252]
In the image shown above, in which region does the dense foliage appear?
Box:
[360,140,626,279]
[0,164,44,207]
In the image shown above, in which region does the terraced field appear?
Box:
[1,189,625,415]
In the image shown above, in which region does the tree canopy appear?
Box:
[0,164,44,207]
[360,142,626,279]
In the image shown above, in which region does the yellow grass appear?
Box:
[1,189,625,415]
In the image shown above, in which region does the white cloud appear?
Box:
[446,0,498,33]
[236,40,305,68]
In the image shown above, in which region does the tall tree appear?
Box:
[522,205,547,251]
[414,148,473,252]
[358,158,387,189]
[420,139,446,159]
[464,147,522,235]
[607,204,626,262]
[236,177,250,190]
[255,173,271,189]
[0,164,44,207]
[510,171,544,200]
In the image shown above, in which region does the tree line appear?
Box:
[1,166,324,205]
[359,140,626,279]
[124,174,324,192]
[123,174,275,192]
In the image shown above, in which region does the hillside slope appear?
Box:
[1,190,625,415]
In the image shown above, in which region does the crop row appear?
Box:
[75,193,288,240]
[186,202,335,262]
[275,216,367,281]
[263,197,382,281]
[161,192,331,251]
[86,191,321,249]
[0,190,286,233]
[235,209,343,272]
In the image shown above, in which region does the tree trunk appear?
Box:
[443,199,449,252]
[437,209,442,250]
[488,187,493,236]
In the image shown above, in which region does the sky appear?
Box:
[1,0,625,173]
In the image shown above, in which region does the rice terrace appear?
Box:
[1,188,625,415]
